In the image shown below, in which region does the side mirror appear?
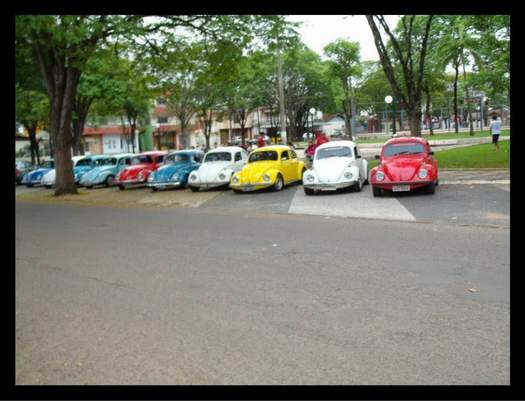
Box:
[429,151,434,156]
[356,155,362,159]
[375,155,380,160]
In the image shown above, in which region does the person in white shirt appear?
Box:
[489,113,502,150]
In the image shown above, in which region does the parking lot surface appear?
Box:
[16,202,509,384]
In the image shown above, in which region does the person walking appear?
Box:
[257,133,266,148]
[489,113,502,151]
[304,139,316,168]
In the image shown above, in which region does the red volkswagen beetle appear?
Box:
[370,137,438,197]
[117,151,167,190]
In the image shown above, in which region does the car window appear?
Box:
[248,151,278,163]
[131,155,153,165]
[76,158,92,166]
[316,146,352,160]
[281,151,290,161]
[165,153,189,164]
[205,152,232,162]
[383,143,425,157]
[156,155,164,163]
[234,152,242,162]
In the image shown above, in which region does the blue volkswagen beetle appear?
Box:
[79,153,134,188]
[21,160,54,187]
[147,150,204,191]
[74,155,112,185]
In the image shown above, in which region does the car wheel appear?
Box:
[372,186,382,197]
[105,175,115,187]
[435,178,439,186]
[233,189,243,194]
[190,186,199,192]
[118,184,125,191]
[273,174,284,191]
[44,185,52,189]
[426,181,436,194]
[85,185,93,189]
[304,187,314,196]
[25,184,33,188]
[353,178,363,192]
[152,187,159,192]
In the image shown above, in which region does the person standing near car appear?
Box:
[489,113,502,151]
[257,133,266,148]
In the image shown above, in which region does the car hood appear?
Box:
[313,157,352,182]
[119,164,151,179]
[82,165,115,180]
[197,161,233,181]
[153,163,190,181]
[27,167,51,178]
[240,161,279,182]
[381,156,425,181]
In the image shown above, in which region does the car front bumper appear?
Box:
[190,180,230,189]
[118,178,147,187]
[147,181,182,189]
[230,182,273,192]
[303,180,357,191]
[372,180,433,190]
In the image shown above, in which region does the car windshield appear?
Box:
[164,154,189,164]
[384,143,425,157]
[204,152,232,162]
[316,146,352,160]
[98,158,117,166]
[75,159,92,166]
[248,151,278,163]
[131,155,153,165]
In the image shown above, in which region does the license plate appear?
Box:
[392,185,410,192]
[321,186,337,191]
[243,185,255,191]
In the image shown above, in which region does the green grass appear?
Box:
[434,141,509,168]
[355,129,510,144]
[367,141,509,169]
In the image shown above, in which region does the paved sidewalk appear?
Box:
[439,169,510,184]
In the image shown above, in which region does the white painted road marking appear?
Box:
[440,180,510,185]
[288,185,416,222]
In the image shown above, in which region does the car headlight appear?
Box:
[344,170,353,179]
[263,174,270,182]
[306,175,314,182]
[418,168,428,179]
[137,172,145,181]
[219,173,226,180]
[148,173,155,182]
[171,173,179,181]
[375,171,385,181]
[190,173,197,181]
[232,175,239,184]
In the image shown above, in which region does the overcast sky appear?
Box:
[286,15,400,62]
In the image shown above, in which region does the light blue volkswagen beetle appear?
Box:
[147,150,203,191]
[79,153,134,188]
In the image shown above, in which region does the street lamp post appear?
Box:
[385,95,393,136]
[309,107,316,139]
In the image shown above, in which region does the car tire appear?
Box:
[426,181,436,194]
[105,175,115,187]
[190,186,199,192]
[25,184,33,188]
[44,185,52,189]
[273,174,284,191]
[435,178,439,186]
[372,186,382,197]
[85,185,93,189]
[118,184,125,191]
[233,189,243,194]
[304,187,314,196]
[353,178,363,192]
[152,187,159,192]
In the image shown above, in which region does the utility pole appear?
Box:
[277,50,287,144]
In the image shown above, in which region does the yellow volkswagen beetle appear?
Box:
[230,145,306,193]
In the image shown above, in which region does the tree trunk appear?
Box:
[407,105,422,137]
[425,82,433,135]
[27,125,40,165]
[453,61,459,133]
[461,52,474,136]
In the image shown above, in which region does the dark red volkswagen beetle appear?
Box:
[117,151,167,190]
[370,137,438,197]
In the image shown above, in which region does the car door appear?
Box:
[280,150,293,183]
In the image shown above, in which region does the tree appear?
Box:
[324,39,362,140]
[15,84,49,165]
[366,15,434,136]
[17,15,294,195]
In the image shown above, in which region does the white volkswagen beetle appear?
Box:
[188,146,248,192]
[302,140,368,195]
[41,156,85,188]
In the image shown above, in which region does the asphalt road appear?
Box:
[16,202,509,384]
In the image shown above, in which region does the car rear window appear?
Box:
[383,143,425,157]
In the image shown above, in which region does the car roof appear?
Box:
[316,140,357,150]
[167,150,204,156]
[208,146,245,153]
[138,150,168,156]
[91,154,109,159]
[113,153,135,158]
[384,136,429,146]
[253,145,293,152]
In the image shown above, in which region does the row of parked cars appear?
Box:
[17,137,439,197]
